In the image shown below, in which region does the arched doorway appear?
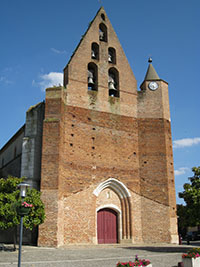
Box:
[94,178,132,243]
[97,208,118,244]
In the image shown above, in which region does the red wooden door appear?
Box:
[97,208,118,244]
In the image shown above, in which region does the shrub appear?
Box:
[117,255,151,266]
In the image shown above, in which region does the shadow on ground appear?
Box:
[0,243,16,252]
[122,245,198,253]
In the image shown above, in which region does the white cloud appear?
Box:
[173,137,200,149]
[39,72,63,91]
[0,75,13,85]
[174,167,190,176]
[51,48,66,54]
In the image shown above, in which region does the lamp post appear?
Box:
[17,182,30,267]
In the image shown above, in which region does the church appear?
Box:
[0,7,178,246]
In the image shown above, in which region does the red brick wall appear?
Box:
[38,93,177,246]
[138,118,170,205]
[38,7,178,246]
[59,105,140,197]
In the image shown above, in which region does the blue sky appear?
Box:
[0,0,199,204]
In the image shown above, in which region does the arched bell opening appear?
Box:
[94,178,132,243]
[88,62,98,91]
[99,23,107,42]
[91,43,99,60]
[108,67,119,97]
[108,47,116,64]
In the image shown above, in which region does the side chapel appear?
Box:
[0,7,178,246]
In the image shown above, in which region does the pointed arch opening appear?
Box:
[108,67,119,97]
[91,43,99,60]
[99,23,107,42]
[93,178,130,198]
[94,178,132,242]
[108,47,116,64]
[88,62,98,91]
[101,13,105,21]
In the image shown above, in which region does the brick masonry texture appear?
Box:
[38,7,178,247]
[38,96,178,246]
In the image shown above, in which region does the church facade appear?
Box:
[0,7,178,246]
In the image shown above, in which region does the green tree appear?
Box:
[179,166,200,226]
[177,204,190,238]
[0,176,45,247]
[22,187,45,230]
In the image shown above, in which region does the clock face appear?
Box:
[148,81,159,90]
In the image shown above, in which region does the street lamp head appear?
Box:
[18,182,30,198]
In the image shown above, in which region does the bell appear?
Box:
[88,77,94,85]
[108,81,116,90]
[108,54,112,62]
[109,87,117,97]
[109,80,117,97]
[99,31,104,40]
[91,50,96,59]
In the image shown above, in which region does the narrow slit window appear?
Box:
[101,13,105,21]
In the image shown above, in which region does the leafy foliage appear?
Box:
[0,176,23,229]
[177,204,192,237]
[188,248,200,254]
[179,166,200,226]
[22,187,45,230]
[0,176,45,231]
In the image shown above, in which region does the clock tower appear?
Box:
[138,58,170,121]
[137,58,177,243]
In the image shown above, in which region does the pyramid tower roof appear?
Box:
[144,58,160,81]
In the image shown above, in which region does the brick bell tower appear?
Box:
[38,7,178,247]
[138,58,178,243]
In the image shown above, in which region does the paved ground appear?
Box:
[0,241,198,267]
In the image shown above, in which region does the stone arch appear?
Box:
[93,178,130,198]
[93,178,132,242]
